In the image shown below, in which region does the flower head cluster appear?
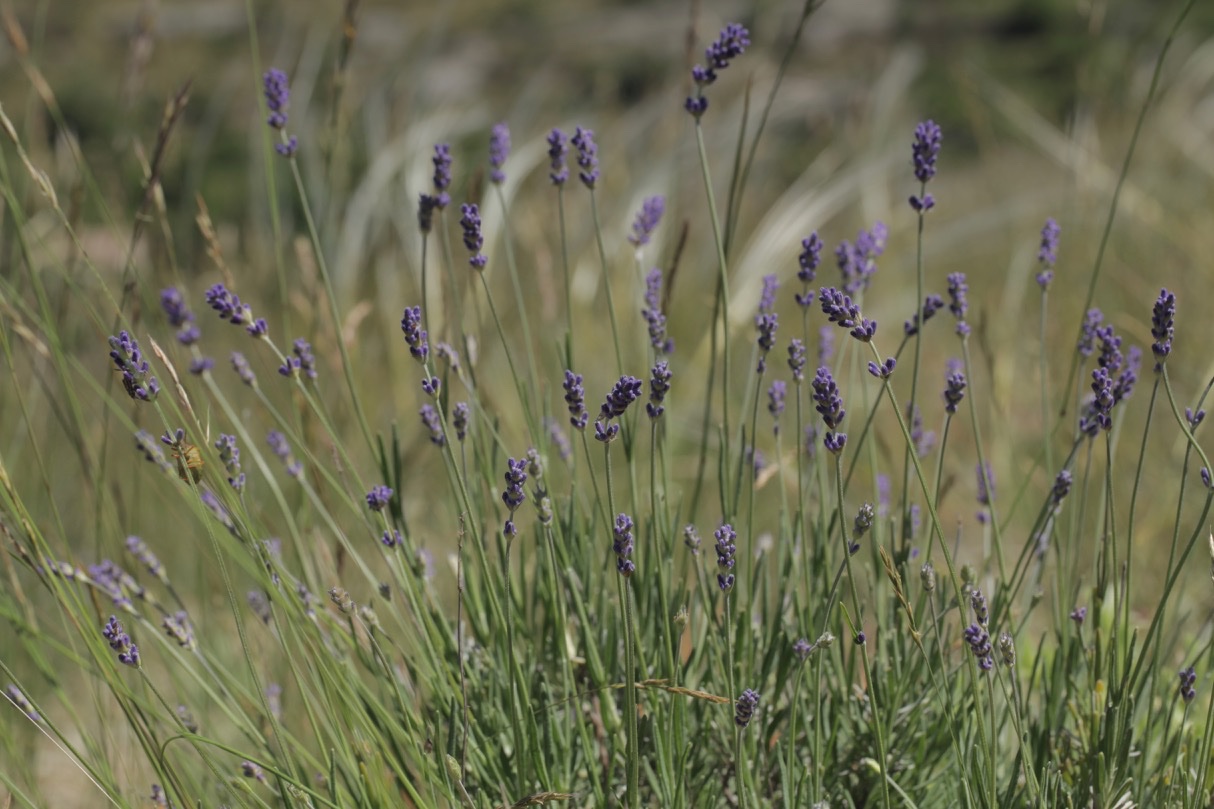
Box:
[811,367,847,453]
[431,143,452,208]
[563,370,589,430]
[1078,308,1103,357]
[205,283,267,336]
[963,623,993,671]
[836,223,887,294]
[714,523,737,592]
[108,331,160,402]
[683,524,701,555]
[1036,218,1060,288]
[161,287,200,345]
[909,119,942,211]
[102,616,140,667]
[488,123,510,184]
[628,196,665,247]
[547,128,569,185]
[756,313,779,371]
[215,434,245,492]
[853,503,875,539]
[867,357,896,380]
[595,375,643,443]
[279,338,317,380]
[420,403,445,446]
[613,513,636,576]
[904,294,945,337]
[735,688,760,728]
[263,68,297,156]
[125,536,166,583]
[796,232,822,307]
[400,306,428,363]
[267,430,302,478]
[998,632,1016,667]
[767,380,786,432]
[453,402,470,443]
[417,193,440,233]
[946,273,970,337]
[1187,407,1206,431]
[819,287,876,342]
[571,127,599,189]
[501,458,527,537]
[88,559,142,610]
[1179,666,1197,703]
[943,360,966,414]
[788,338,807,383]
[1151,288,1176,368]
[642,268,673,354]
[647,360,672,419]
[459,203,487,270]
[162,610,196,651]
[685,23,750,117]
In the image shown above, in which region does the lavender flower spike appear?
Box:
[686,23,750,117]
[102,616,140,667]
[420,403,445,446]
[571,127,599,189]
[735,688,760,728]
[909,119,942,212]
[161,287,200,345]
[488,123,510,185]
[460,203,487,270]
[108,331,160,402]
[263,68,298,157]
[547,128,569,186]
[563,370,589,430]
[714,523,737,592]
[1036,218,1060,288]
[647,360,672,420]
[366,485,393,512]
[401,305,429,363]
[613,513,636,576]
[628,195,665,247]
[946,273,970,337]
[1151,288,1176,368]
[432,143,452,208]
[502,458,527,537]
[594,375,643,443]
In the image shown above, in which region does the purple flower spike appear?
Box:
[547,129,569,186]
[811,367,846,430]
[502,458,527,537]
[108,330,160,402]
[819,286,862,328]
[264,68,291,129]
[102,616,140,668]
[788,339,807,383]
[1070,606,1087,626]
[401,306,429,363]
[756,313,779,371]
[459,203,487,270]
[946,273,969,336]
[1036,218,1060,288]
[161,287,200,345]
[232,351,256,386]
[628,196,665,247]
[488,123,510,185]
[420,404,445,446]
[714,523,737,592]
[1187,407,1206,431]
[613,513,636,576]
[909,120,942,211]
[734,688,760,728]
[432,144,452,208]
[1201,467,1212,489]
[418,194,440,234]
[905,294,945,337]
[689,23,750,89]
[963,623,993,671]
[563,370,589,431]
[798,233,823,285]
[1151,288,1176,367]
[647,360,672,420]
[595,375,643,443]
[453,402,470,442]
[642,268,673,355]
[944,364,967,414]
[267,430,302,478]
[1179,666,1197,703]
[571,127,599,189]
[1078,309,1103,357]
[768,380,786,430]
[867,357,896,379]
[366,485,393,512]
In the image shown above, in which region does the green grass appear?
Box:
[3,0,1214,807]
